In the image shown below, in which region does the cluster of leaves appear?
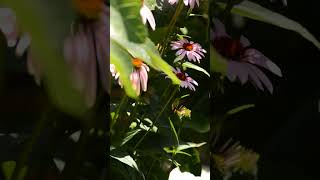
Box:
[110,0,210,179]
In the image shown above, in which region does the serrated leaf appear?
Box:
[182,62,210,77]
[226,0,320,50]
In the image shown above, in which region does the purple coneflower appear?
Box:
[171,38,206,63]
[0,1,110,107]
[212,19,282,93]
[172,67,198,91]
[110,58,149,96]
[168,0,200,9]
[140,0,156,31]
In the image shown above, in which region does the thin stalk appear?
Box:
[11,109,50,180]
[159,0,184,55]
[134,87,179,149]
[111,95,128,129]
[222,0,236,22]
[145,159,156,180]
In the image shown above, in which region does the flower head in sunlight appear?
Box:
[212,19,282,93]
[110,59,150,96]
[172,67,198,91]
[140,1,156,31]
[171,38,206,63]
[72,0,105,19]
[168,0,200,9]
[130,58,150,95]
[0,4,110,107]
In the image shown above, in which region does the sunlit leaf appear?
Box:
[110,0,147,43]
[176,142,206,151]
[120,129,142,146]
[182,62,210,77]
[110,40,137,98]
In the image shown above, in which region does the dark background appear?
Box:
[215,0,320,179]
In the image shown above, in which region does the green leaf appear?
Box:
[111,0,147,43]
[169,117,179,145]
[0,0,87,115]
[227,0,320,50]
[120,129,142,146]
[176,142,206,151]
[1,161,27,180]
[182,62,210,77]
[2,161,15,180]
[210,45,228,75]
[110,2,180,97]
[110,150,145,180]
[226,104,255,116]
[110,40,138,98]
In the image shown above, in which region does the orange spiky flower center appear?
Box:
[72,0,104,19]
[183,43,193,51]
[132,58,143,69]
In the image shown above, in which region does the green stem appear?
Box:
[222,0,236,22]
[134,87,179,149]
[159,0,184,55]
[111,95,128,129]
[11,109,50,180]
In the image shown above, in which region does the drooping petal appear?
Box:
[246,64,264,91]
[249,64,274,93]
[140,4,156,31]
[243,49,282,77]
[63,25,97,107]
